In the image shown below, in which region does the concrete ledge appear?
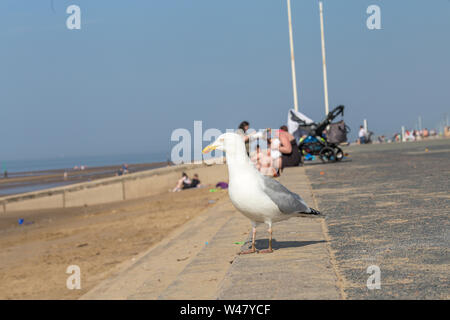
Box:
[0,161,228,214]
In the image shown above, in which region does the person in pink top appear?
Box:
[251,145,277,177]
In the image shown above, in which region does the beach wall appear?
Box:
[0,162,228,214]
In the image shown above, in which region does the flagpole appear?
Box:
[287,0,299,112]
[319,1,329,115]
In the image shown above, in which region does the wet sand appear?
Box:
[0,186,227,299]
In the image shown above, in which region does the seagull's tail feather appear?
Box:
[308,208,322,216]
[294,208,322,217]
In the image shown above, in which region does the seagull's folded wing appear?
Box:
[261,176,311,214]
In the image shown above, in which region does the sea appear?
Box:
[0,152,168,196]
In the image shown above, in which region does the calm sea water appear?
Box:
[0,152,168,174]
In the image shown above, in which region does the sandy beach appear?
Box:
[0,186,227,299]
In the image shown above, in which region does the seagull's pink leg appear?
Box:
[259,228,273,254]
[239,226,257,254]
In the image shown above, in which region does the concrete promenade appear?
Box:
[306,139,449,299]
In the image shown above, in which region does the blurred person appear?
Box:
[251,145,277,177]
[358,125,367,144]
[268,129,282,175]
[236,121,267,156]
[173,172,191,192]
[279,125,301,168]
[444,126,450,137]
[237,121,251,155]
[184,173,201,189]
[250,145,262,171]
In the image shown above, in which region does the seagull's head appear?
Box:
[202,132,246,157]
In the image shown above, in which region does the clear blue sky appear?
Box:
[1,0,449,161]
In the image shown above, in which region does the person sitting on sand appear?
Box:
[173,172,191,192]
[172,173,202,192]
[184,174,201,189]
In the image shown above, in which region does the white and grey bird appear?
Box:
[202,132,321,254]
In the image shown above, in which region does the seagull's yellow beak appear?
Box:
[202,144,217,154]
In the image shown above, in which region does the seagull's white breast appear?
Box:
[221,135,291,226]
[228,172,283,224]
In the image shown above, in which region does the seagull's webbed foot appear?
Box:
[258,249,273,254]
[239,247,257,255]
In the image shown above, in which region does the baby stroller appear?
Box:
[287,105,348,163]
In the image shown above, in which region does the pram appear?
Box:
[287,105,348,163]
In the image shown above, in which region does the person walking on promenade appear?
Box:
[358,125,367,144]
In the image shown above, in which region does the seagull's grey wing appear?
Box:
[261,175,311,214]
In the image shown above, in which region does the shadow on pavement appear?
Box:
[252,239,327,251]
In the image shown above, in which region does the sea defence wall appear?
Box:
[0,162,228,214]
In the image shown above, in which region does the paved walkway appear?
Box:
[305,139,450,299]
[81,167,343,300]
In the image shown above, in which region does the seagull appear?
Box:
[202,132,321,254]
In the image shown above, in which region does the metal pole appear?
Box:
[319,1,329,115]
[418,116,422,131]
[287,0,299,112]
